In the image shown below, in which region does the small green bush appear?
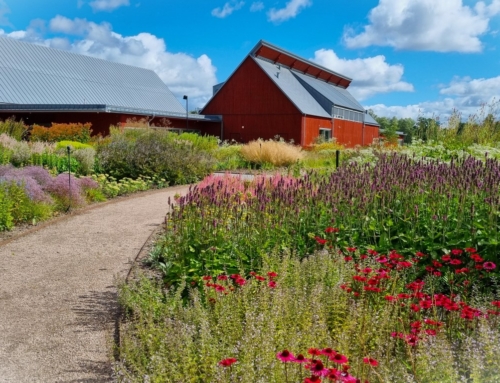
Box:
[96,130,215,185]
[55,141,93,150]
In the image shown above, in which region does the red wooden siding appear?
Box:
[201,57,304,143]
[364,125,380,145]
[302,116,333,146]
[0,112,219,137]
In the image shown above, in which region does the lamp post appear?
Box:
[183,95,188,130]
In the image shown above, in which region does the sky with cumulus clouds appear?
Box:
[0,0,499,121]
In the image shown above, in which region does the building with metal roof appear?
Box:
[0,36,220,135]
[201,40,380,147]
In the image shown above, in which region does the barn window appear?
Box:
[319,128,332,141]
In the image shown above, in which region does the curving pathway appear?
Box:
[0,185,189,383]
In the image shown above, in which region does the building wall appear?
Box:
[302,116,333,146]
[201,56,304,144]
[333,119,382,147]
[0,112,220,137]
[364,124,380,145]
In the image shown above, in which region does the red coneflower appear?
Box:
[325,227,339,233]
[268,281,277,288]
[363,357,379,367]
[492,301,500,308]
[255,275,266,281]
[293,354,308,364]
[309,360,330,376]
[304,376,321,383]
[483,261,496,270]
[315,236,327,245]
[449,259,462,265]
[425,329,437,336]
[329,353,348,364]
[218,357,237,367]
[277,349,295,362]
[202,276,212,281]
[214,284,225,292]
[267,271,278,279]
[321,348,336,357]
[308,348,321,356]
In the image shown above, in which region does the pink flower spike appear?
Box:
[277,349,295,362]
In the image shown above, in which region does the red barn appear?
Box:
[201,40,380,147]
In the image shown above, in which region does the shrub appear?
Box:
[30,122,92,143]
[0,178,52,229]
[214,144,249,170]
[0,117,28,140]
[241,139,303,167]
[96,129,215,185]
[71,147,96,175]
[46,174,94,209]
[177,132,219,152]
[55,141,93,151]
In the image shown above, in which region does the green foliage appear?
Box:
[92,174,166,198]
[0,181,52,229]
[96,129,215,185]
[0,117,28,141]
[213,144,249,170]
[30,152,80,174]
[117,252,500,382]
[177,132,219,152]
[55,141,93,150]
[0,144,12,165]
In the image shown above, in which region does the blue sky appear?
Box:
[1,0,500,122]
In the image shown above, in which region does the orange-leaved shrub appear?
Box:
[30,122,92,143]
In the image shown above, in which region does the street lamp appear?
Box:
[183,95,188,130]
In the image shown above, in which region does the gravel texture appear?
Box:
[0,186,188,383]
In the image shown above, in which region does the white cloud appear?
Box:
[0,0,11,26]
[267,0,311,23]
[89,0,130,12]
[1,16,218,108]
[250,1,264,12]
[366,76,500,120]
[211,1,245,18]
[344,0,500,52]
[311,48,414,100]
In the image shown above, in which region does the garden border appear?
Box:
[0,185,188,248]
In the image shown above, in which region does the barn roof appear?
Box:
[251,40,352,88]
[0,36,187,117]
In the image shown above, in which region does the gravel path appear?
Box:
[0,186,189,383]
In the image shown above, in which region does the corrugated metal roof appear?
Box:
[254,57,331,118]
[0,36,186,115]
[0,103,221,121]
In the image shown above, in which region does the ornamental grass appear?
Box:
[117,249,500,383]
[240,139,303,167]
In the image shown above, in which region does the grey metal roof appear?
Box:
[364,113,380,126]
[0,36,186,115]
[254,57,331,118]
[292,71,364,112]
[0,103,221,122]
